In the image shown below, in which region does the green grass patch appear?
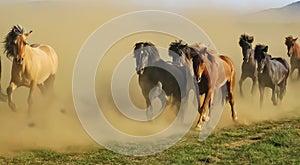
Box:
[1,118,300,164]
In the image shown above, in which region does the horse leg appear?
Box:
[38,84,46,95]
[251,76,257,95]
[7,82,18,111]
[290,66,295,80]
[45,75,55,93]
[227,81,237,121]
[259,85,264,108]
[271,86,278,106]
[196,95,205,129]
[239,74,246,97]
[27,82,37,116]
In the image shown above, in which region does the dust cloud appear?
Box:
[0,1,299,155]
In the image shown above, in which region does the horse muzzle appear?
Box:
[15,58,24,65]
[136,67,144,75]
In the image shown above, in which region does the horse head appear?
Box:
[133,42,159,75]
[191,44,209,83]
[168,40,192,66]
[254,44,269,73]
[239,34,254,62]
[4,25,32,65]
[285,35,298,57]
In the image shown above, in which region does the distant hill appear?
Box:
[243,1,300,23]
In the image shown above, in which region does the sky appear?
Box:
[2,0,299,13]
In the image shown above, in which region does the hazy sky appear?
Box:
[133,0,300,13]
[3,0,300,13]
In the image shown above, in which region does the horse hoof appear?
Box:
[9,103,17,111]
[232,115,238,121]
[195,125,202,131]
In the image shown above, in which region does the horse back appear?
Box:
[35,45,58,74]
[272,57,290,73]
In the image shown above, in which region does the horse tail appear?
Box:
[219,55,235,82]
[219,55,236,102]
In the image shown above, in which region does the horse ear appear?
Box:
[204,47,208,53]
[25,30,32,37]
[248,36,254,43]
[294,37,298,42]
[263,46,268,52]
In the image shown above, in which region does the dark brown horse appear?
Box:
[238,34,257,97]
[285,35,300,80]
[254,44,289,106]
[134,42,188,120]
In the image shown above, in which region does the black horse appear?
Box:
[134,42,187,120]
[238,34,257,97]
[254,44,289,106]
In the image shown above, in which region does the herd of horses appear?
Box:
[0,25,299,130]
[134,34,300,129]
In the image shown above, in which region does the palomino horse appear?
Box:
[169,41,237,128]
[4,25,58,113]
[285,35,300,80]
[134,42,187,120]
[254,44,289,106]
[238,34,257,97]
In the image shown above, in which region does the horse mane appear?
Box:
[191,43,216,63]
[239,34,254,46]
[3,25,24,58]
[134,42,160,60]
[254,44,268,63]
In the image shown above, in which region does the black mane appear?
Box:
[3,25,24,58]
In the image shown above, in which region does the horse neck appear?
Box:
[149,54,161,64]
[292,43,300,58]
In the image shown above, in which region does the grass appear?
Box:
[1,118,300,164]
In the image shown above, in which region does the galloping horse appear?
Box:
[192,44,237,127]
[4,25,58,113]
[285,35,300,80]
[254,44,289,106]
[169,41,237,128]
[238,34,257,96]
[134,42,187,120]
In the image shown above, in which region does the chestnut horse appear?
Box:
[285,35,300,80]
[4,25,58,113]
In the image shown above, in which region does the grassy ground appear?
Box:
[1,117,299,164]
